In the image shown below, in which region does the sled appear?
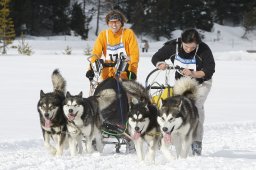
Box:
[145,65,179,107]
[87,55,133,153]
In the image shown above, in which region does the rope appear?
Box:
[102,121,129,136]
[114,78,125,125]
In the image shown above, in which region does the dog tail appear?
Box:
[51,69,66,93]
[173,77,198,101]
[121,80,150,103]
[96,89,116,111]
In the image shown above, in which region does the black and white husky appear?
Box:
[157,77,199,160]
[128,102,159,162]
[63,89,116,156]
[37,69,67,156]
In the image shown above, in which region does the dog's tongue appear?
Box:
[45,119,52,128]
[132,132,141,140]
[164,133,171,144]
[68,114,75,121]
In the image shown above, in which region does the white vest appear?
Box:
[105,29,128,62]
[173,39,198,71]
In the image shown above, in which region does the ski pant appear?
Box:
[194,79,212,142]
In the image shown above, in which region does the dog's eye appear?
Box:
[168,118,173,122]
[74,104,77,107]
[49,105,55,109]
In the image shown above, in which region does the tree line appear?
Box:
[2,0,256,41]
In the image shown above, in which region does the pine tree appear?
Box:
[51,0,70,35]
[0,0,15,54]
[70,2,86,39]
[243,7,256,39]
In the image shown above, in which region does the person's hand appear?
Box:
[86,70,95,81]
[157,62,168,70]
[182,68,193,76]
[127,71,137,80]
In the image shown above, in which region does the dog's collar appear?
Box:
[43,125,66,135]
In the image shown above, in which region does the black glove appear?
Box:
[127,71,137,80]
[86,70,95,81]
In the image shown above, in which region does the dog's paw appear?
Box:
[84,145,94,154]
[55,149,64,156]
[47,147,57,155]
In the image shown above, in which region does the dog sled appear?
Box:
[145,64,184,107]
[87,55,133,153]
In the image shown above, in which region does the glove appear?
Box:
[127,71,137,80]
[86,70,95,81]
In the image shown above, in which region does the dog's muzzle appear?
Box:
[162,126,174,134]
[68,111,78,121]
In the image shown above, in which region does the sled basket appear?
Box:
[145,68,176,108]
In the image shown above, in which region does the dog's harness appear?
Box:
[68,121,93,140]
[66,99,95,140]
[43,125,67,135]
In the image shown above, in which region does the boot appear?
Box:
[192,141,202,156]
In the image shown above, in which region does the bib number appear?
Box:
[108,52,124,62]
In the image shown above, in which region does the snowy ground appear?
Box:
[1,24,256,169]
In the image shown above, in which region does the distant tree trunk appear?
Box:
[95,0,100,36]
[83,0,85,13]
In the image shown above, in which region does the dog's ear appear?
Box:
[78,91,83,98]
[40,90,45,98]
[160,99,167,108]
[178,98,183,110]
[130,102,135,110]
[142,103,149,112]
[66,91,71,98]
[131,97,138,104]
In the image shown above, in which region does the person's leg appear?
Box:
[192,79,212,155]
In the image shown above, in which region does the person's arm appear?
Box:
[126,29,139,75]
[90,31,105,63]
[151,41,175,70]
[201,46,215,80]
[182,69,205,78]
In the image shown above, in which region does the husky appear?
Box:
[93,78,155,154]
[37,69,67,156]
[157,77,199,160]
[127,100,159,162]
[63,89,116,156]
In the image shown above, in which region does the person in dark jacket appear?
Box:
[151,28,215,156]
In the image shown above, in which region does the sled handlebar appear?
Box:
[145,65,194,90]
[166,65,193,72]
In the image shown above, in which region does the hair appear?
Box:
[105,10,128,27]
[181,28,202,44]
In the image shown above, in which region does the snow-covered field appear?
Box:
[0,24,256,169]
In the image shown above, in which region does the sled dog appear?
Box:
[37,69,67,156]
[157,77,199,160]
[63,89,116,155]
[128,101,159,162]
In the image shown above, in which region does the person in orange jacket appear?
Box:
[86,10,139,81]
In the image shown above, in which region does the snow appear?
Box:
[1,24,256,169]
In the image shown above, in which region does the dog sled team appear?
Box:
[37,10,215,163]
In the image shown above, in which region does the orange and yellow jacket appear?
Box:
[90,28,139,80]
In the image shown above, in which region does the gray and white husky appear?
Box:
[37,69,67,156]
[157,77,199,160]
[63,89,116,156]
[128,102,159,162]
